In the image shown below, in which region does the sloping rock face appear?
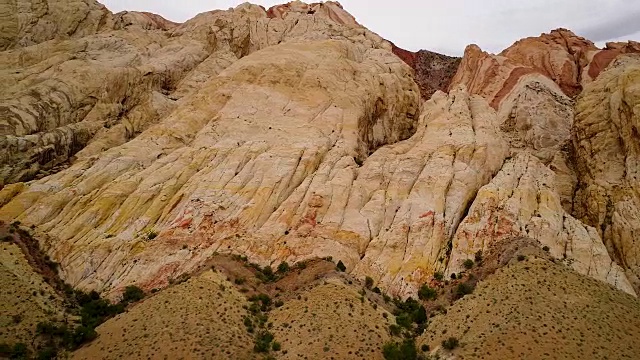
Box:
[392,44,461,100]
[573,55,640,292]
[1,1,640,299]
[446,29,640,295]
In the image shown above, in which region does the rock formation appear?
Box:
[573,55,640,292]
[1,0,640,301]
[392,44,461,100]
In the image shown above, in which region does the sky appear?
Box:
[101,0,640,56]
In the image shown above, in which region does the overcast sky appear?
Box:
[101,0,640,56]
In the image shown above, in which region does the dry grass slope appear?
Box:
[0,242,67,349]
[270,278,393,360]
[72,270,257,360]
[420,257,640,360]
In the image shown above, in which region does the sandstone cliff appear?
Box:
[1,0,640,302]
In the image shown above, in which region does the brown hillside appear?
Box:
[420,257,640,359]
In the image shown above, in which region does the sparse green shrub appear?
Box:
[146,231,157,240]
[253,330,275,353]
[421,344,430,352]
[433,271,444,281]
[274,300,284,308]
[542,246,550,252]
[257,265,277,283]
[272,342,281,351]
[0,343,11,357]
[372,287,381,294]
[336,260,346,272]
[382,339,418,360]
[450,273,457,280]
[475,250,483,263]
[249,293,272,311]
[36,347,57,360]
[121,285,145,303]
[418,284,437,300]
[463,259,474,269]
[277,262,290,273]
[455,282,474,299]
[8,342,28,359]
[388,324,402,336]
[234,277,246,285]
[365,276,374,289]
[517,255,527,261]
[414,305,427,325]
[442,337,459,350]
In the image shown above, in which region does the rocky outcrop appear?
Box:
[573,54,640,292]
[450,29,596,109]
[583,41,640,83]
[0,0,394,187]
[443,29,640,295]
[392,44,461,100]
[448,152,634,294]
[0,0,422,296]
[0,0,113,50]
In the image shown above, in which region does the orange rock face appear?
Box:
[450,29,599,108]
[587,41,640,79]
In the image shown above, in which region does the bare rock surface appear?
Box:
[573,54,640,293]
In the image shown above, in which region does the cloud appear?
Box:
[581,10,640,42]
[99,0,640,56]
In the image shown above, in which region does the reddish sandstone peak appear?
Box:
[588,40,640,79]
[494,29,596,97]
[266,1,357,26]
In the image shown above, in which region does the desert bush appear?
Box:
[388,324,402,336]
[277,262,290,273]
[433,271,444,281]
[455,282,474,299]
[517,255,527,261]
[383,339,418,360]
[272,342,281,351]
[121,285,145,303]
[234,277,246,285]
[146,231,157,240]
[254,330,275,353]
[36,347,57,360]
[365,276,374,289]
[542,246,550,252]
[442,337,459,350]
[418,284,437,300]
[463,259,474,269]
[336,260,346,272]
